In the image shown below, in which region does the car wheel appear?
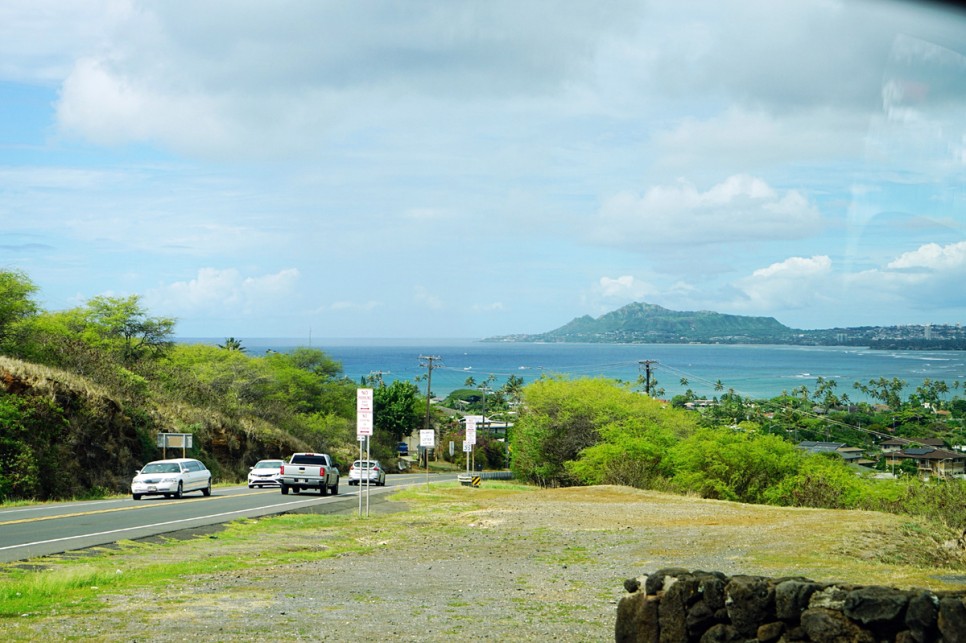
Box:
[248,484,254,489]
[320,482,328,496]
[281,484,289,495]
[202,479,212,496]
[132,493,141,500]
[293,486,301,494]
[174,481,183,499]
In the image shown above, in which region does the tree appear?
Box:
[373,380,423,443]
[218,337,246,352]
[81,295,175,364]
[0,269,39,351]
[501,375,525,405]
[854,377,906,410]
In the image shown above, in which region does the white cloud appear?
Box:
[847,241,966,310]
[730,255,834,312]
[57,57,235,154]
[0,0,133,82]
[145,267,299,316]
[887,241,966,272]
[592,174,823,251]
[597,275,653,300]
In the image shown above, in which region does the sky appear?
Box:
[1,0,965,339]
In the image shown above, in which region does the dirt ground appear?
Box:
[9,484,966,642]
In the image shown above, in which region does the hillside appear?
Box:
[487,302,799,344]
[0,356,311,499]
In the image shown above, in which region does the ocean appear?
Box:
[180,338,966,403]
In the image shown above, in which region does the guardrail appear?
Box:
[458,470,513,487]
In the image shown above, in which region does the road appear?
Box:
[0,472,456,563]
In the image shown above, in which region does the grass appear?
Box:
[0,513,365,619]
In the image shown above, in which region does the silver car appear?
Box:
[131,458,212,500]
[248,459,284,488]
[348,459,386,486]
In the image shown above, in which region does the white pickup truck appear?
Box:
[278,453,341,496]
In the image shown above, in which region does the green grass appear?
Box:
[0,513,365,619]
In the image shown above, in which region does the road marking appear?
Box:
[0,488,294,527]
[0,496,343,552]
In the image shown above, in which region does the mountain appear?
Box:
[486,302,799,344]
[484,302,966,349]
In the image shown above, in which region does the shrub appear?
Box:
[668,428,802,503]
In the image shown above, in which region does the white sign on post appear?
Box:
[463,440,472,453]
[420,429,435,448]
[356,388,374,437]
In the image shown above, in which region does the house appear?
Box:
[879,437,946,454]
[890,447,966,479]
[796,441,875,467]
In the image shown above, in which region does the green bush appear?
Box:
[763,452,865,508]
[668,428,802,504]
[511,376,696,487]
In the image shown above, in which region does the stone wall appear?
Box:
[615,567,966,642]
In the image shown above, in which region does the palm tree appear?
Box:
[218,337,246,352]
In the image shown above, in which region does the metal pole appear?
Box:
[365,436,370,517]
[358,437,363,516]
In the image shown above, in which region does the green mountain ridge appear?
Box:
[485,302,966,349]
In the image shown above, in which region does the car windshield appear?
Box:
[254,461,282,469]
[141,463,180,474]
[354,461,376,468]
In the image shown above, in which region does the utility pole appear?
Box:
[639,360,657,396]
[419,355,441,467]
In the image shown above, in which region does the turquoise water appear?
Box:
[185,338,966,402]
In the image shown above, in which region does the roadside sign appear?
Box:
[357,388,373,412]
[357,388,374,437]
[465,425,476,445]
[420,429,435,447]
[463,440,472,453]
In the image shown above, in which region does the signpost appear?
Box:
[464,416,479,473]
[420,428,435,485]
[357,388,374,516]
[156,433,193,459]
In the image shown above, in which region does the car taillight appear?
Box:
[320,467,326,476]
[373,466,380,471]
[280,464,285,474]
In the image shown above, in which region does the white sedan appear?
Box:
[248,459,284,488]
[348,460,386,486]
[132,458,212,500]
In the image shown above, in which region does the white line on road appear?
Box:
[0,497,334,552]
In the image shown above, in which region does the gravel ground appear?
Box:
[8,484,966,642]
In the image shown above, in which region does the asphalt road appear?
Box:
[0,472,456,563]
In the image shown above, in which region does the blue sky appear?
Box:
[1,1,965,339]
